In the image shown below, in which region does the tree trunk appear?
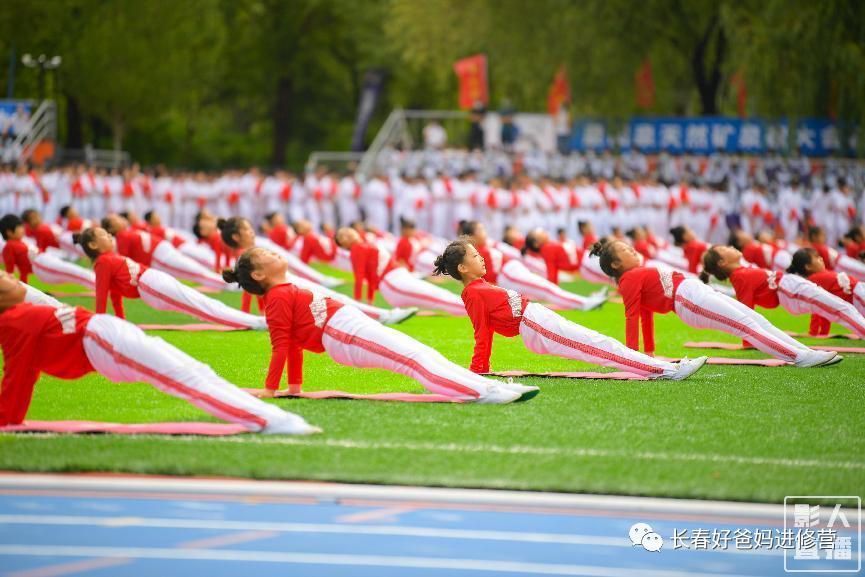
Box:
[271,75,293,167]
[64,94,83,149]
[691,16,726,115]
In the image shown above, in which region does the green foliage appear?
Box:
[1,0,863,168]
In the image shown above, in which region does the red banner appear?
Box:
[635,58,655,109]
[730,71,747,118]
[547,64,570,116]
[453,54,489,110]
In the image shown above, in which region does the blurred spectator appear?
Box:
[423,120,447,150]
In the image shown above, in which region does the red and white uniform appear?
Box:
[22,245,96,289]
[681,239,708,274]
[256,236,343,288]
[729,267,865,339]
[2,239,32,283]
[264,283,498,400]
[535,240,583,284]
[807,271,865,336]
[476,243,602,310]
[811,241,865,282]
[462,278,678,377]
[93,251,265,330]
[349,242,466,316]
[619,266,814,363]
[741,241,792,272]
[299,232,337,265]
[24,223,60,253]
[0,303,311,432]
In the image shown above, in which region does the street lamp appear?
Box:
[21,53,62,100]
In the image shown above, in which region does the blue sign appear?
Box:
[570,116,855,157]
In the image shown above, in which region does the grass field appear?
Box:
[1,265,863,504]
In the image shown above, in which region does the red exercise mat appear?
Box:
[684,341,865,355]
[657,355,790,367]
[785,331,860,340]
[0,420,249,436]
[242,388,460,403]
[485,370,647,380]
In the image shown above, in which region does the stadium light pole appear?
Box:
[21,53,62,101]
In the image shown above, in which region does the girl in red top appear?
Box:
[261,212,298,251]
[670,225,708,274]
[219,217,414,324]
[21,209,60,253]
[294,219,338,265]
[1,215,32,283]
[75,226,266,330]
[590,239,839,368]
[102,213,229,290]
[144,210,185,248]
[521,229,586,284]
[0,269,316,434]
[222,248,532,403]
[729,229,792,272]
[432,239,705,379]
[58,205,85,233]
[460,220,607,311]
[806,225,865,282]
[336,226,467,316]
[786,247,865,336]
[192,212,231,272]
[700,245,865,339]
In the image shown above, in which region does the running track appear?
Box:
[0,474,859,577]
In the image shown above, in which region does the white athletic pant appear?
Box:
[854,283,865,318]
[287,273,391,321]
[673,278,812,362]
[499,260,594,310]
[23,283,63,308]
[836,255,865,282]
[379,267,467,316]
[138,268,267,330]
[518,302,677,377]
[321,305,495,400]
[777,274,865,338]
[773,249,793,272]
[580,254,616,285]
[82,314,310,432]
[58,232,87,260]
[31,253,96,290]
[178,241,218,270]
[256,237,343,288]
[150,242,230,291]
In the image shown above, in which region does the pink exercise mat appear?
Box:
[138,323,244,331]
[0,420,249,436]
[657,355,790,367]
[242,388,461,403]
[683,341,865,354]
[485,370,648,380]
[786,331,860,340]
[49,291,96,298]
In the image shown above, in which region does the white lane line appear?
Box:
[7,433,857,471]
[0,514,782,557]
[0,544,772,577]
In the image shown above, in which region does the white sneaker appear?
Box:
[665,356,708,380]
[582,294,607,311]
[381,307,419,325]
[262,419,323,435]
[818,352,843,367]
[500,378,541,401]
[591,286,610,299]
[794,349,839,368]
[475,385,522,404]
[321,277,344,288]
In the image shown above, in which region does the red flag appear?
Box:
[635,58,655,109]
[453,54,489,110]
[730,71,747,118]
[547,65,570,116]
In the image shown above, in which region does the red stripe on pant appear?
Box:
[322,324,480,398]
[520,317,665,375]
[138,282,248,329]
[151,255,219,288]
[499,268,585,306]
[84,329,266,429]
[674,295,798,359]
[380,276,461,311]
[33,263,92,287]
[779,286,865,336]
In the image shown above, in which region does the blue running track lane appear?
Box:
[0,473,859,576]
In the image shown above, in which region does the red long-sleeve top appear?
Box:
[203,231,230,273]
[810,242,836,270]
[148,225,185,248]
[264,283,343,389]
[538,241,582,284]
[268,224,297,251]
[241,291,265,314]
[618,267,684,354]
[25,223,59,253]
[2,240,32,283]
[729,267,781,309]
[299,232,336,264]
[115,229,154,266]
[349,242,395,302]
[461,278,529,373]
[741,242,776,270]
[682,239,708,274]
[66,217,84,233]
[394,236,423,272]
[582,233,598,250]
[476,243,509,284]
[633,240,656,262]
[93,252,145,318]
[0,303,94,425]
[807,270,857,335]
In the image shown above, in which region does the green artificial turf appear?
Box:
[1,268,863,503]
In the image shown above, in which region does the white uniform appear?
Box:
[775,273,865,338]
